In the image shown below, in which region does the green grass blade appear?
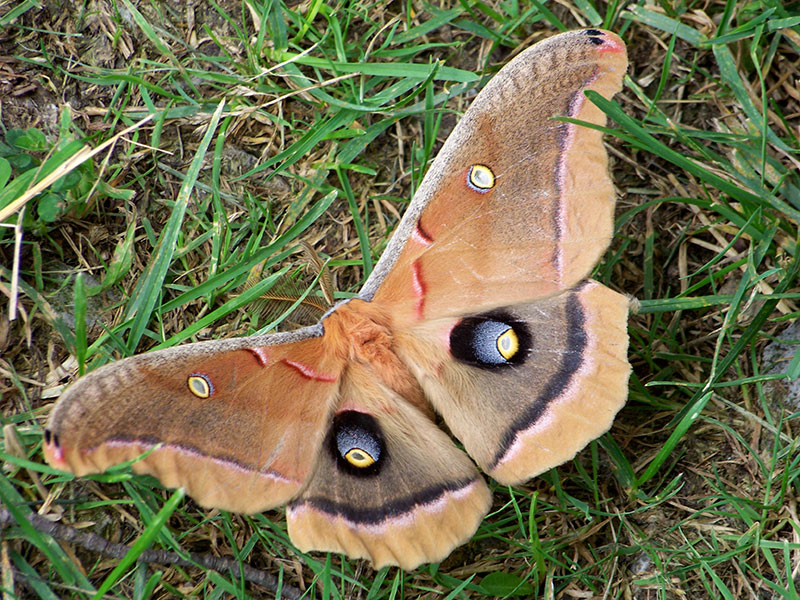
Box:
[92,488,185,599]
[123,101,226,351]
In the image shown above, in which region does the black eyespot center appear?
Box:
[44,429,52,444]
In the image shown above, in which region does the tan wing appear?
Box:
[44,327,344,514]
[394,281,630,484]
[286,362,491,570]
[360,29,627,326]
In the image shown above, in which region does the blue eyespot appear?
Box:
[450,312,530,368]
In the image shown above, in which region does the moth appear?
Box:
[44,29,630,570]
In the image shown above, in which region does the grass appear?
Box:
[1,0,799,598]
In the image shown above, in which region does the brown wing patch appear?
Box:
[44,334,344,514]
[364,30,628,325]
[395,281,630,484]
[286,362,491,569]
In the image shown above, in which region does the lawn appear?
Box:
[1,0,799,598]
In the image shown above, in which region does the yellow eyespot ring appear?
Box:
[345,448,376,468]
[496,327,519,360]
[467,164,495,192]
[187,374,213,398]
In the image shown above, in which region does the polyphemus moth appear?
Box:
[43,29,630,570]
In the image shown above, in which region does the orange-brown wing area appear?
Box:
[394,281,630,485]
[285,362,492,570]
[361,29,627,326]
[44,328,344,514]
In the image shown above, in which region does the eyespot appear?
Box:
[450,311,531,368]
[331,411,385,476]
[467,164,495,192]
[187,374,213,398]
[496,327,519,360]
[344,448,376,468]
